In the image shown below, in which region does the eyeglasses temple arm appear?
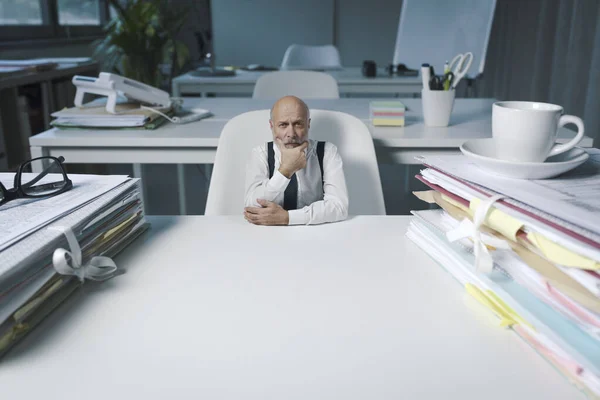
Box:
[21,158,65,189]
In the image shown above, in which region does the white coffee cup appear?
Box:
[492,101,585,163]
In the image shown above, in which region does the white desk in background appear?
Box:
[0,61,98,170]
[171,67,423,97]
[0,61,98,129]
[0,216,585,400]
[29,98,593,215]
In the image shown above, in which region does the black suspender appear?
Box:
[267,141,325,211]
[316,141,325,190]
[267,141,275,179]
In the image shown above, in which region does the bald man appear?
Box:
[244,96,349,226]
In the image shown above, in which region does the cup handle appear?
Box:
[549,115,585,157]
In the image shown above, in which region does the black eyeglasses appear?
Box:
[0,156,73,206]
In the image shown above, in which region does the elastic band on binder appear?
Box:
[48,226,117,282]
[446,194,508,274]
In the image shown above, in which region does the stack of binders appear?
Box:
[0,174,148,357]
[407,149,600,398]
[369,101,406,126]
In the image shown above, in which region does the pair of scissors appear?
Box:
[448,52,473,89]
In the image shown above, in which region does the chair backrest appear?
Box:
[205,109,385,216]
[252,70,339,99]
[280,44,342,70]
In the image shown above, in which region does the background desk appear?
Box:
[0,61,98,128]
[0,61,98,170]
[172,67,423,97]
[30,98,592,215]
[0,216,584,400]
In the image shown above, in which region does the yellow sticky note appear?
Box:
[371,118,405,126]
[465,283,515,328]
[485,290,535,330]
[465,284,534,330]
[469,198,523,241]
[528,232,600,270]
[441,194,470,213]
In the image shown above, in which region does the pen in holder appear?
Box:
[422,88,455,127]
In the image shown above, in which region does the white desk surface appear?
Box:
[0,216,583,399]
[30,98,591,150]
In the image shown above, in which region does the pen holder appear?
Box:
[422,89,455,127]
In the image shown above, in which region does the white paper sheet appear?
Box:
[419,149,600,236]
[0,174,129,252]
[559,267,600,298]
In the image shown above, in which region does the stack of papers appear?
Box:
[369,101,405,126]
[407,148,600,398]
[51,97,172,129]
[0,174,148,357]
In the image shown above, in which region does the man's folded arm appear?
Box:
[244,147,290,207]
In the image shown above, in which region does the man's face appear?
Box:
[269,101,310,149]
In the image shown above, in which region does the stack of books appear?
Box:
[369,101,405,126]
[0,174,148,357]
[406,149,600,398]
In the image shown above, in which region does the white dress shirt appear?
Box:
[245,139,349,225]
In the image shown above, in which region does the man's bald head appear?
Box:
[269,96,311,149]
[270,96,310,121]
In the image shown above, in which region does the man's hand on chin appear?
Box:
[275,138,308,178]
[244,199,290,226]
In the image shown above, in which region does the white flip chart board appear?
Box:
[392,0,496,77]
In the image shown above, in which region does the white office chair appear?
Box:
[252,70,339,99]
[205,109,385,216]
[280,44,342,71]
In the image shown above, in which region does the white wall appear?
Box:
[209,0,404,68]
[335,0,403,67]
[211,0,335,67]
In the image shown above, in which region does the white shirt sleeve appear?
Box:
[288,142,349,225]
[244,145,290,207]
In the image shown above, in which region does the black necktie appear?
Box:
[283,173,298,210]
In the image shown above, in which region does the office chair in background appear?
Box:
[252,70,339,99]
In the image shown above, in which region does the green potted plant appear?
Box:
[93,0,190,89]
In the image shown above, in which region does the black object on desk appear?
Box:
[429,75,442,90]
[362,60,377,77]
[240,64,279,72]
[386,63,419,76]
[428,72,454,90]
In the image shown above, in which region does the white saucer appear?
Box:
[459,139,589,179]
